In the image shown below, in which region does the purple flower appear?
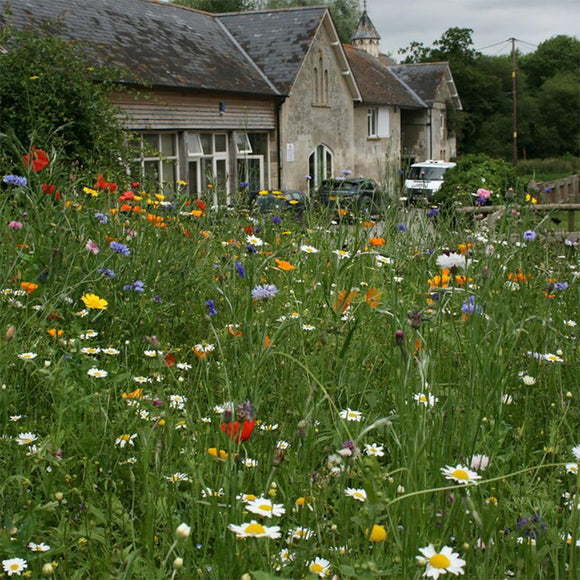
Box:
[427,208,439,218]
[2,175,27,187]
[396,224,408,232]
[237,400,254,421]
[8,221,23,229]
[246,245,257,254]
[98,268,116,278]
[240,181,250,188]
[205,299,217,316]
[341,169,352,175]
[94,212,108,224]
[553,282,568,291]
[523,230,536,242]
[110,241,130,255]
[124,280,145,293]
[235,261,246,279]
[251,284,278,300]
[151,294,162,303]
[462,295,482,315]
[271,215,282,225]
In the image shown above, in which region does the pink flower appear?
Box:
[8,221,23,229]
[476,188,491,199]
[85,239,99,254]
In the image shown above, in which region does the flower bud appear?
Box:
[173,557,184,569]
[42,563,55,576]
[176,523,191,539]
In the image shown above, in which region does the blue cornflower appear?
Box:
[98,268,116,278]
[240,181,250,188]
[110,241,130,256]
[124,280,145,293]
[95,212,108,224]
[251,284,278,300]
[205,299,218,316]
[427,208,439,218]
[341,169,352,175]
[235,261,246,279]
[553,282,568,291]
[2,175,27,187]
[271,215,282,225]
[151,294,162,303]
[523,230,536,242]
[246,245,257,254]
[462,295,482,315]
[396,224,408,232]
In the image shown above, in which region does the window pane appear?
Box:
[162,160,176,190]
[161,134,176,156]
[308,152,315,186]
[188,161,199,195]
[325,150,333,179]
[200,134,212,155]
[214,134,227,153]
[143,134,159,157]
[188,133,203,156]
[215,159,227,189]
[144,160,160,186]
[235,132,252,153]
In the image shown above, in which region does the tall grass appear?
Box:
[0,150,578,579]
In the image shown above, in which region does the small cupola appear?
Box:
[351,3,381,58]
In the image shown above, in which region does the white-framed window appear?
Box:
[308,144,333,188]
[133,132,178,192]
[440,112,445,136]
[234,132,252,154]
[367,108,378,137]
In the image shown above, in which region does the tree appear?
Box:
[172,0,255,11]
[0,23,130,172]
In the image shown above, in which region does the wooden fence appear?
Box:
[536,174,579,204]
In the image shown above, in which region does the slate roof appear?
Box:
[344,45,425,108]
[218,7,327,95]
[351,10,380,41]
[389,62,461,108]
[0,0,279,95]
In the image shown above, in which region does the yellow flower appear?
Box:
[367,524,387,542]
[81,293,108,310]
[83,187,99,197]
[208,447,228,460]
[47,328,64,338]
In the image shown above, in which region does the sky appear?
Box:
[364,0,580,59]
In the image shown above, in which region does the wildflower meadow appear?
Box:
[0,149,579,579]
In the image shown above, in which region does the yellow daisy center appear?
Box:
[451,468,469,480]
[354,492,364,499]
[310,563,323,573]
[246,523,266,535]
[10,564,20,571]
[259,504,273,511]
[429,554,451,569]
[119,434,130,441]
[420,395,427,402]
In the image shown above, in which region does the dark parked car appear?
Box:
[317,178,387,215]
[249,190,308,215]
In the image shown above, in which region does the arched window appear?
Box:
[324,69,329,104]
[308,144,333,188]
[313,66,319,104]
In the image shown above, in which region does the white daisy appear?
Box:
[301,324,316,331]
[87,367,108,378]
[243,458,259,468]
[2,558,28,577]
[15,432,38,446]
[289,526,314,540]
[521,375,536,386]
[344,487,367,502]
[566,463,578,475]
[102,347,120,355]
[228,520,281,539]
[572,445,580,461]
[307,557,331,578]
[144,349,163,357]
[17,352,37,360]
[27,542,50,552]
[115,434,137,448]
[364,443,385,457]
[201,487,224,498]
[416,544,466,579]
[81,347,101,355]
[236,493,257,503]
[246,235,265,247]
[339,408,363,422]
[375,255,393,265]
[414,392,438,407]
[166,472,191,483]
[300,245,319,253]
[245,497,286,518]
[563,320,577,327]
[333,249,351,260]
[276,440,290,450]
[441,464,482,485]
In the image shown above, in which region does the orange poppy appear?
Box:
[47,328,64,338]
[334,289,359,314]
[369,237,385,247]
[365,287,381,308]
[122,388,144,400]
[228,325,243,337]
[275,258,295,271]
[20,282,38,294]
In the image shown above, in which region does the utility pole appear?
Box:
[511,37,517,166]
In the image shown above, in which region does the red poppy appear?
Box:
[220,419,256,442]
[24,147,49,172]
[42,183,61,199]
[95,174,117,193]
[244,225,253,235]
[119,191,135,202]
[164,353,175,368]
[130,181,140,189]
[196,199,207,211]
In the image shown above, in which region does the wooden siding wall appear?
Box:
[112,89,277,131]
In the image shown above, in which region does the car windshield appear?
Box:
[320,180,361,194]
[408,167,447,181]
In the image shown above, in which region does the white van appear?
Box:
[403,160,456,203]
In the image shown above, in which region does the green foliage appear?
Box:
[398,29,580,160]
[0,22,130,173]
[172,0,255,12]
[435,154,520,206]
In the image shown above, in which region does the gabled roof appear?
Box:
[344,45,425,108]
[0,0,279,96]
[389,62,462,110]
[219,6,361,101]
[351,10,380,41]
[218,7,327,95]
